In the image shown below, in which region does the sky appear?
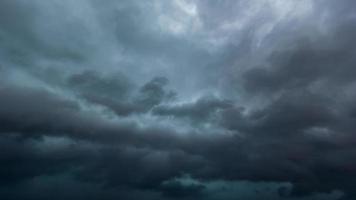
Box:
[0,0,356,199]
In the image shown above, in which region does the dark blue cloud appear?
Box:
[1,0,356,200]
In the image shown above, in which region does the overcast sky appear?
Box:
[1,0,356,199]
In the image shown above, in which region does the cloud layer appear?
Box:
[1,0,356,199]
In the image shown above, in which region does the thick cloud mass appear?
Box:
[1,0,356,199]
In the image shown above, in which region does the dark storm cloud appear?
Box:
[220,6,356,197]
[243,25,356,94]
[0,135,87,186]
[1,0,356,200]
[0,83,183,149]
[136,77,177,112]
[0,84,205,198]
[0,81,352,199]
[153,95,233,123]
[0,85,80,135]
[220,92,336,136]
[68,71,176,116]
[67,70,136,116]
[159,179,205,198]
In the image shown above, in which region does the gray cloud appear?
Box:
[152,95,233,123]
[1,0,356,200]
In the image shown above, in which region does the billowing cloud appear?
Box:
[1,0,356,200]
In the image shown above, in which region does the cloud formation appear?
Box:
[1,0,356,199]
